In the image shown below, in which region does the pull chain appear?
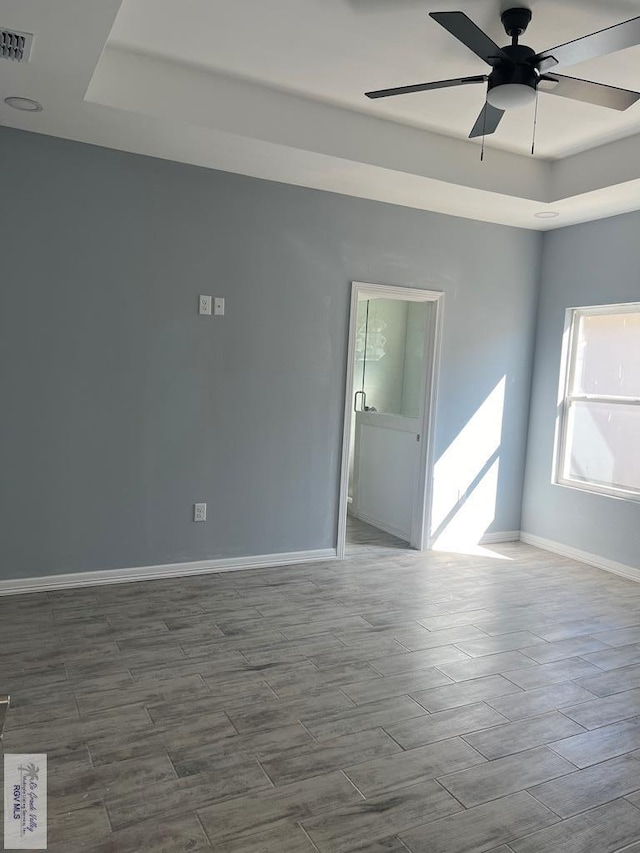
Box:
[531,88,540,156]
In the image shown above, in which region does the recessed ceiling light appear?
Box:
[4,96,42,112]
[535,211,560,219]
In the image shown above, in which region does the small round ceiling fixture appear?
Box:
[4,96,42,112]
[535,210,560,219]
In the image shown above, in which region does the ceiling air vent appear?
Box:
[0,28,33,62]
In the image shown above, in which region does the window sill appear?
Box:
[553,477,640,504]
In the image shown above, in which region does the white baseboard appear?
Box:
[0,549,338,597]
[479,530,521,544]
[520,532,640,583]
[428,531,521,548]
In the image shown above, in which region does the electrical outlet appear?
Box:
[199,295,212,315]
[214,297,225,316]
[193,502,207,522]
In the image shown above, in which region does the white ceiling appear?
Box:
[3,0,640,230]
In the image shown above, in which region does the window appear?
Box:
[556,303,640,501]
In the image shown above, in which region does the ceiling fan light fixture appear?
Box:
[486,83,536,110]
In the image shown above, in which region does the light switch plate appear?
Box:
[193,502,207,522]
[199,295,212,315]
[214,297,225,316]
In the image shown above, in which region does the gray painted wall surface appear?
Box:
[0,128,540,578]
[522,212,640,567]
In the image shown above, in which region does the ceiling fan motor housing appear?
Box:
[488,44,538,108]
[489,44,537,89]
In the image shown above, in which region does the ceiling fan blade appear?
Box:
[430,12,509,65]
[535,14,640,72]
[365,75,486,99]
[538,74,640,111]
[469,102,505,138]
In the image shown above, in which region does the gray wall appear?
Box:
[522,211,640,567]
[0,128,540,579]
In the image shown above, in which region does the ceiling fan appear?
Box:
[365,8,640,139]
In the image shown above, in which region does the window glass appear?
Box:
[572,312,640,397]
[564,400,640,492]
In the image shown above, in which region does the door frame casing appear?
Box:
[336,281,445,558]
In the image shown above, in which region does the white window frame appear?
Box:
[554,301,640,503]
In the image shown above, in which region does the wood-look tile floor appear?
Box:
[345,516,408,554]
[3,537,640,852]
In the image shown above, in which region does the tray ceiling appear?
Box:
[3,0,640,230]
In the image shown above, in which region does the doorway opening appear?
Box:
[337,282,444,558]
